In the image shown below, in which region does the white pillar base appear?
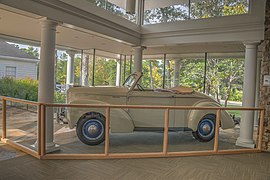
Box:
[236,137,256,148]
[31,141,60,153]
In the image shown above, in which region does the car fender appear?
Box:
[67,100,134,133]
[187,101,235,131]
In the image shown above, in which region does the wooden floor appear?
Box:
[0,144,270,180]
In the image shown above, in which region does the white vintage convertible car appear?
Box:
[66,72,234,146]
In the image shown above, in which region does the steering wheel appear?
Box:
[137,84,145,91]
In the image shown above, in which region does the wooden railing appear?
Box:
[0,96,265,160]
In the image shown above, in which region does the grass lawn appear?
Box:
[225,105,242,118]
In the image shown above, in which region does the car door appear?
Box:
[127,90,175,128]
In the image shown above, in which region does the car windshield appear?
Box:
[123,73,137,88]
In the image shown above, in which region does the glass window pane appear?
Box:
[86,0,136,23]
[5,66,16,78]
[190,0,249,19]
[144,0,189,25]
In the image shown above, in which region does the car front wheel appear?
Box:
[76,113,105,146]
[192,114,216,142]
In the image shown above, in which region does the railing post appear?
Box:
[163,108,169,156]
[40,104,46,156]
[104,107,110,156]
[37,104,42,156]
[2,98,7,140]
[258,109,265,151]
[214,109,221,153]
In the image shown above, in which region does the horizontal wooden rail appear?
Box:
[215,149,261,154]
[42,149,261,160]
[0,96,40,106]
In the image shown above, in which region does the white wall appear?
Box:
[0,58,38,80]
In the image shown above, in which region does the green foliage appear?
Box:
[191,0,249,19]
[145,5,189,24]
[228,88,243,102]
[94,57,117,86]
[56,59,67,84]
[88,57,117,86]
[74,57,81,85]
[179,59,205,92]
[142,60,164,89]
[54,92,66,103]
[20,46,39,58]
[191,0,223,18]
[180,58,244,103]
[144,0,249,24]
[0,77,38,101]
[0,77,68,103]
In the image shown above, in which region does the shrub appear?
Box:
[0,77,38,101]
[0,77,67,103]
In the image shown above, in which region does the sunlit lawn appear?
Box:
[226,105,242,118]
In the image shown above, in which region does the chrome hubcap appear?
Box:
[202,124,211,134]
[88,125,98,135]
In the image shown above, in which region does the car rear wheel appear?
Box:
[76,112,105,146]
[192,114,216,142]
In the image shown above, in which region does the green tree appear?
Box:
[145,5,189,24]
[87,56,117,86]
[176,58,244,104]
[218,59,244,106]
[142,60,164,89]
[179,59,205,92]
[190,0,249,19]
[20,46,39,58]
[55,52,67,84]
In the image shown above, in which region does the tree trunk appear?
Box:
[166,60,171,88]
[81,54,89,86]
[216,86,220,103]
[224,80,232,107]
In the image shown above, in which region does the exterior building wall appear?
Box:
[0,58,37,80]
[261,0,270,151]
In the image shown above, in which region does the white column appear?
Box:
[82,53,89,86]
[133,46,145,73]
[116,59,121,86]
[254,57,262,125]
[38,19,59,151]
[174,59,181,87]
[236,42,259,148]
[66,50,76,89]
[136,0,144,25]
